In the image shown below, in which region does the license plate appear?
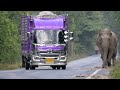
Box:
[46,58,54,64]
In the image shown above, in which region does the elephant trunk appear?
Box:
[101,40,109,67]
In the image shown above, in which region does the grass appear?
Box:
[0,62,22,70]
[110,59,120,79]
[68,53,89,62]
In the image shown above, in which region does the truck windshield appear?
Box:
[36,30,61,44]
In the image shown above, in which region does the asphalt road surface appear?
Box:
[0,54,112,79]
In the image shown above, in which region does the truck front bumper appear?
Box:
[32,62,67,66]
[31,58,67,66]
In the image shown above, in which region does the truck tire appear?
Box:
[51,66,56,69]
[62,65,66,70]
[30,66,35,70]
[57,66,60,69]
[25,62,30,70]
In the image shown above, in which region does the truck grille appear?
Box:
[40,54,59,57]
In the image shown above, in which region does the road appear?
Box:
[0,54,112,79]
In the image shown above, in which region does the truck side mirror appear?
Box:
[27,32,31,38]
[64,31,69,42]
[69,32,73,40]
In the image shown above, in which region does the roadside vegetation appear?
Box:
[0,61,21,70]
[110,59,120,79]
[68,53,89,62]
[1,11,120,70]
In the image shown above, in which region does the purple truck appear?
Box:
[20,11,73,70]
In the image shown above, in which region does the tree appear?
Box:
[0,11,36,64]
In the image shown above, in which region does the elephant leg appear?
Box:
[101,53,103,61]
[108,61,111,66]
[102,52,108,68]
[102,55,108,68]
[101,55,107,68]
[101,55,106,68]
[99,48,102,59]
[107,58,111,66]
[102,60,108,68]
[107,52,112,67]
[102,56,108,68]
[100,49,108,68]
[108,57,111,66]
[112,53,117,66]
[101,56,103,60]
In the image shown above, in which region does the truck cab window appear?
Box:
[33,31,37,43]
[35,30,58,45]
[58,31,65,44]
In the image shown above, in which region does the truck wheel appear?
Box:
[51,66,56,69]
[57,66,60,69]
[30,66,35,70]
[25,62,30,70]
[62,65,66,70]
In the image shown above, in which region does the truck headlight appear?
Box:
[60,56,66,60]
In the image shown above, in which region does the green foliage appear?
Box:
[110,60,120,79]
[0,11,20,64]
[0,11,34,64]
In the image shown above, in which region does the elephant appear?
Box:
[96,28,118,68]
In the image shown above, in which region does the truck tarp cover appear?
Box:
[33,11,64,30]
